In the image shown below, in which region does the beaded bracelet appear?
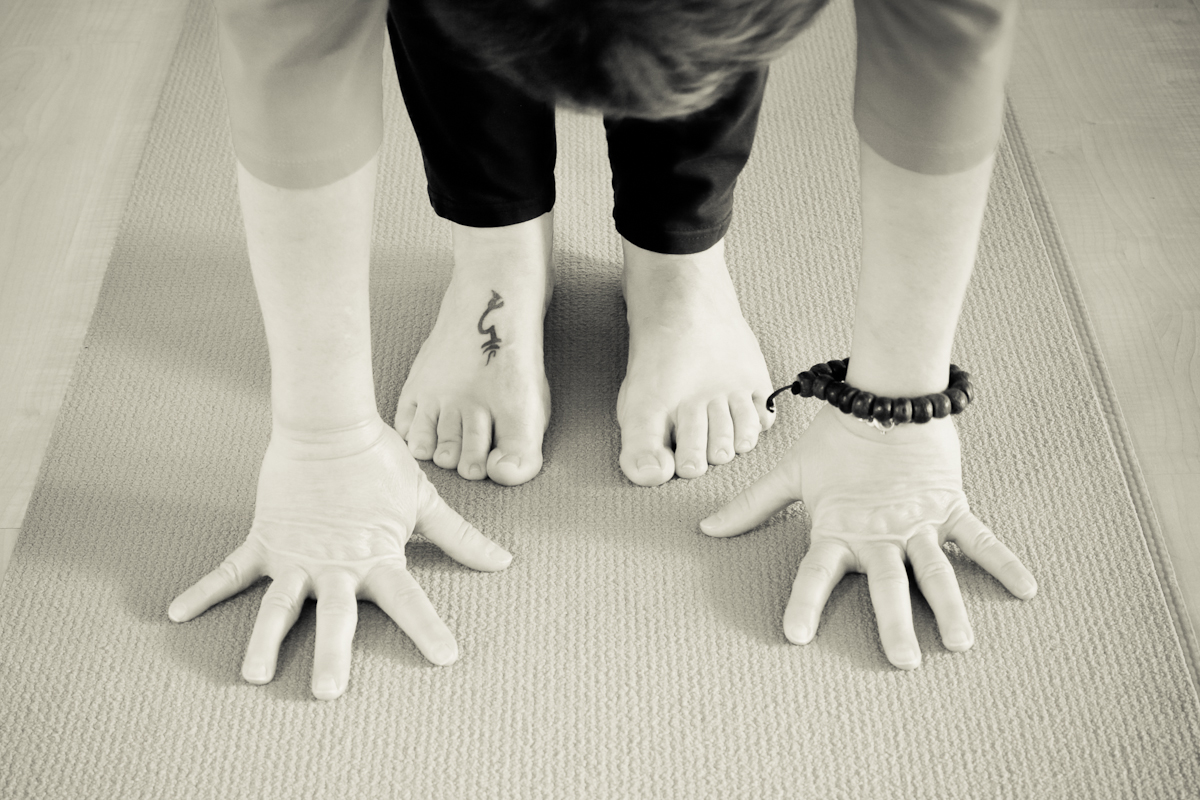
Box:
[765,358,974,432]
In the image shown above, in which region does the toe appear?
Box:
[729,392,763,454]
[753,388,776,432]
[394,398,417,439]
[406,403,439,461]
[487,408,546,486]
[457,410,492,481]
[619,416,675,487]
[433,408,463,470]
[706,401,736,465]
[487,442,543,486]
[672,404,708,479]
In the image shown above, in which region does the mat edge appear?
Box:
[1003,102,1200,695]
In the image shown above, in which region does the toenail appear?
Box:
[636,455,660,472]
[715,449,729,461]
[469,464,485,479]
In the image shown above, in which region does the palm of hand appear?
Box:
[703,405,1035,669]
[169,423,512,699]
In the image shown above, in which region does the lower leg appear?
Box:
[607,69,773,485]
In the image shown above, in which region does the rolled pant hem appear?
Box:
[429,191,556,229]
[615,213,734,255]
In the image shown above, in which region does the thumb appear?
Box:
[700,456,801,538]
[415,479,513,572]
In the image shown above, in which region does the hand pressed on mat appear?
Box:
[168,420,512,700]
[700,404,1036,669]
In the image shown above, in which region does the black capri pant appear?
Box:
[386,0,768,255]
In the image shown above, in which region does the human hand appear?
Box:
[168,419,512,699]
[700,404,1035,669]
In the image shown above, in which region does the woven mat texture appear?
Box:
[2,1,1198,798]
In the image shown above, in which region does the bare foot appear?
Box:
[396,213,553,486]
[617,237,775,486]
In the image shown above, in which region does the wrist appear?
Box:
[846,333,953,398]
[269,414,388,460]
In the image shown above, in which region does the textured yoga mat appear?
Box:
[2,1,1198,797]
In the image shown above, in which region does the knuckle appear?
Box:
[975,531,1007,559]
[996,557,1022,576]
[914,560,955,585]
[872,569,910,589]
[217,559,243,586]
[260,589,297,614]
[318,594,358,616]
[450,520,475,548]
[797,559,835,584]
[385,583,425,611]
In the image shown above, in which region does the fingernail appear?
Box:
[492,547,513,568]
[1017,578,1037,599]
[893,648,921,670]
[788,624,812,645]
[943,633,973,652]
[243,662,271,684]
[167,601,186,623]
[313,677,341,700]
[432,642,459,666]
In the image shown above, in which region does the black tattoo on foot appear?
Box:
[478,290,504,364]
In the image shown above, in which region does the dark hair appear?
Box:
[427,0,832,119]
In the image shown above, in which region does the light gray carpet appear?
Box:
[2,1,1198,798]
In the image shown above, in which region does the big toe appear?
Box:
[487,438,544,486]
[619,422,675,487]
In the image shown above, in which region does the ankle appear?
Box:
[452,213,552,265]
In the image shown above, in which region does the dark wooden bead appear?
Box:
[839,387,859,414]
[811,362,833,376]
[930,393,952,418]
[825,381,846,406]
[892,398,912,424]
[959,379,974,402]
[797,372,815,397]
[827,360,848,379]
[852,391,876,419]
[872,397,893,422]
[811,375,830,400]
[911,396,933,423]
[945,386,969,414]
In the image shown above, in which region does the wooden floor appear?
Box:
[2,0,1198,638]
